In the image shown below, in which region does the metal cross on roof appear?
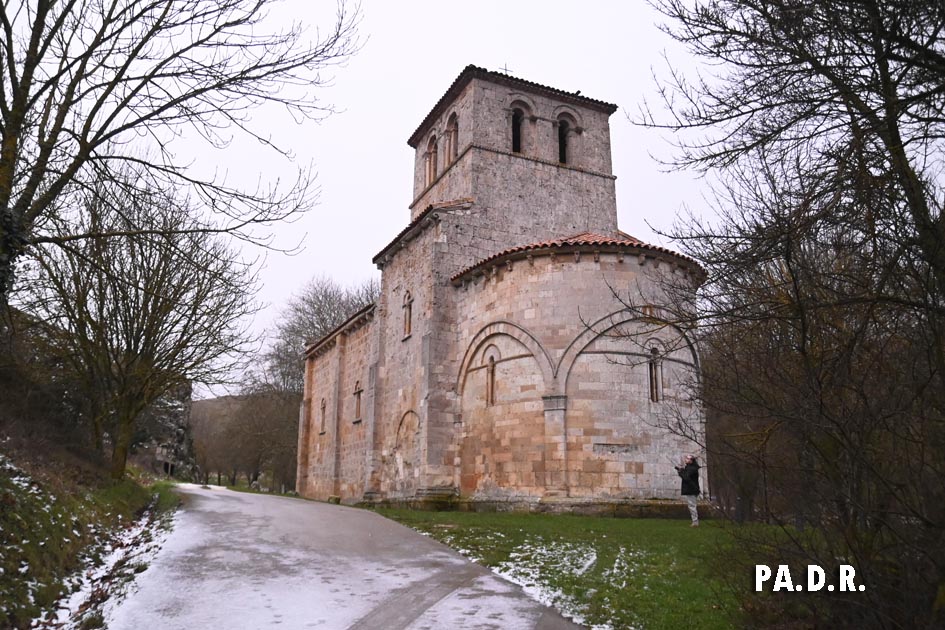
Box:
[499,63,514,74]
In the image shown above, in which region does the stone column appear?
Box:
[542,394,569,496]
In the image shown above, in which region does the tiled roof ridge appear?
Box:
[450,230,704,282]
[408,65,618,148]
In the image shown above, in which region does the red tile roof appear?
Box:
[408,65,619,148]
[450,231,705,283]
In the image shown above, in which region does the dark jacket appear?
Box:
[677,461,700,496]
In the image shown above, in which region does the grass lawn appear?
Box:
[377,509,738,630]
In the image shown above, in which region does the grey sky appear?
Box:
[210,1,705,348]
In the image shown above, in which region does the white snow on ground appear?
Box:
[491,538,605,629]
[440,535,648,630]
[1,454,73,621]
[32,500,173,629]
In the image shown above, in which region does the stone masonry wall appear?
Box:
[299,340,340,499]
[451,252,703,501]
[373,226,437,499]
[334,320,372,499]
[410,74,618,270]
[411,82,475,210]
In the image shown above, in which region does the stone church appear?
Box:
[296,66,705,508]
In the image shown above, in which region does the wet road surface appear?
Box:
[107,484,582,629]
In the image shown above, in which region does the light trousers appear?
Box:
[685,494,699,525]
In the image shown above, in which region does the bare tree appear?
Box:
[196,275,379,490]
[0,0,360,302]
[263,274,378,393]
[277,275,379,346]
[22,178,258,479]
[640,3,945,626]
[190,394,243,485]
[646,0,945,291]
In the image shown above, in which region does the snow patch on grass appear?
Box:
[489,538,613,629]
[32,501,174,629]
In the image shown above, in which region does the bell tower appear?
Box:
[405,66,620,242]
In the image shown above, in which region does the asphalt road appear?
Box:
[106,484,583,629]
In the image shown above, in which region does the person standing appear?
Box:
[675,455,701,526]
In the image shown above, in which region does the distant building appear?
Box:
[297,66,705,507]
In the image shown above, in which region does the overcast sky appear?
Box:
[212,1,707,353]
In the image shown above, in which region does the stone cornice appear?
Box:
[451,244,706,289]
[408,65,617,148]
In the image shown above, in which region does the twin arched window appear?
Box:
[424,136,438,187]
[426,114,459,186]
[445,114,459,165]
[509,105,577,164]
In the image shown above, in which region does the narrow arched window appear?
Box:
[403,291,413,338]
[512,108,524,153]
[558,119,569,163]
[353,380,363,420]
[446,114,459,164]
[425,136,438,186]
[319,398,327,433]
[648,348,662,403]
[486,356,496,406]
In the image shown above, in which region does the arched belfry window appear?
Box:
[648,347,662,403]
[403,291,413,338]
[446,113,459,165]
[424,136,438,187]
[512,108,524,153]
[319,398,327,433]
[558,119,570,164]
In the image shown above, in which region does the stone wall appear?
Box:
[372,226,436,499]
[451,251,703,501]
[299,336,340,499]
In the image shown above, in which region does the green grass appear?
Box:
[150,480,182,512]
[0,456,179,629]
[377,509,738,630]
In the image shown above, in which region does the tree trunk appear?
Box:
[0,212,27,304]
[109,413,136,480]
